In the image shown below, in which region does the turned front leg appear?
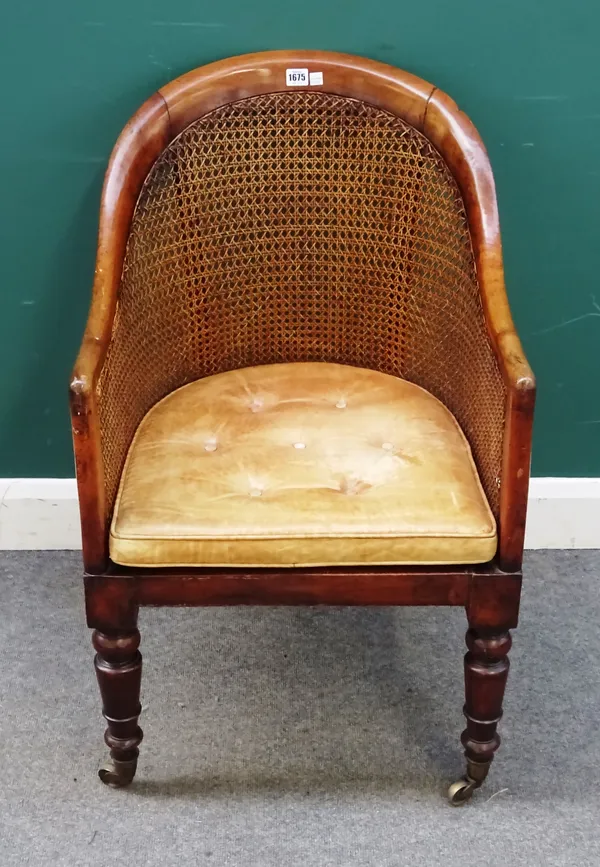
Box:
[449,628,511,804]
[93,629,143,787]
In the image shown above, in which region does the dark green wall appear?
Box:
[1,1,598,477]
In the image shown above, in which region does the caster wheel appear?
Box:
[448,777,476,805]
[98,759,136,788]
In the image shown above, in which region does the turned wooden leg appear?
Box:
[92,629,143,787]
[448,628,512,805]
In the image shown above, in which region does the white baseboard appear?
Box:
[525,478,600,549]
[0,477,598,551]
[0,479,82,550]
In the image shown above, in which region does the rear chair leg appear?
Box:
[92,629,143,787]
[448,628,512,805]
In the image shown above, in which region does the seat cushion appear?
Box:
[109,362,497,567]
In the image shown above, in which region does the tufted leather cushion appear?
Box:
[109,363,497,567]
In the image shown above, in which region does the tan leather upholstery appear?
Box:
[109,363,497,567]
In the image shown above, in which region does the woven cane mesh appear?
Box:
[97,91,505,523]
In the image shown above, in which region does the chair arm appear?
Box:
[424,89,536,571]
[474,261,535,571]
[70,271,117,574]
[495,329,535,393]
[70,93,170,573]
[494,329,536,572]
[475,249,535,572]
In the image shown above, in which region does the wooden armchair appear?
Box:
[70,51,535,804]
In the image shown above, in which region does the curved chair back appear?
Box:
[73,52,534,572]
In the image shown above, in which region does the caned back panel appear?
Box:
[98,91,505,521]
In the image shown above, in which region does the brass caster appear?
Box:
[98,758,137,788]
[448,776,477,805]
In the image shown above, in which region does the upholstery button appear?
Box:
[293,442,306,449]
[249,397,264,412]
[382,442,394,451]
[335,399,347,408]
[249,487,263,497]
[204,438,218,452]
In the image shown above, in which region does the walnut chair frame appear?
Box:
[70,51,535,804]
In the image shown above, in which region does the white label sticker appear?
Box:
[309,71,324,86]
[286,68,309,86]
